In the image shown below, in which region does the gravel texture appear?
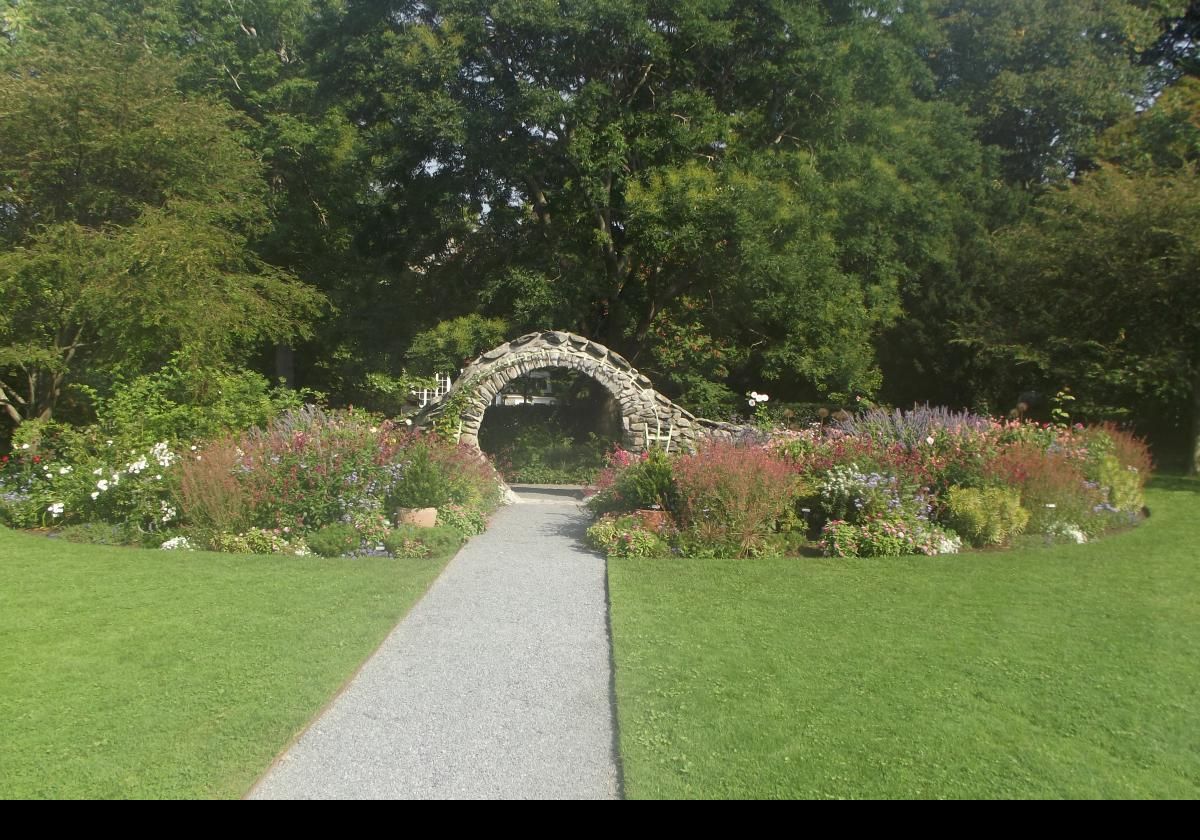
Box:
[249,494,620,800]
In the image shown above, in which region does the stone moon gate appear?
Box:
[415,331,748,453]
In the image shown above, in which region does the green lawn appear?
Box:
[0,530,449,799]
[608,477,1200,799]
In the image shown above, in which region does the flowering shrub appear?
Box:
[0,424,180,532]
[820,518,962,558]
[175,406,502,536]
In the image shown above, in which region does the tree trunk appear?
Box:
[275,344,296,389]
[1191,368,1200,476]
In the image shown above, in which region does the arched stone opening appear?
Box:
[415,331,749,453]
[476,367,623,471]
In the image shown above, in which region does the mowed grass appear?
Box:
[608,478,1200,799]
[0,529,449,799]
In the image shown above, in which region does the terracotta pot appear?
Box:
[634,509,671,530]
[397,507,438,528]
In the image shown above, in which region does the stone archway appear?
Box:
[415,331,747,453]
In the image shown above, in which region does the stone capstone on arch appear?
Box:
[414,331,750,453]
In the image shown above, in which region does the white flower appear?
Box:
[404,418,413,426]
[47,502,64,517]
[20,443,30,450]
[105,440,113,446]
[160,501,177,523]
[190,445,198,452]
[369,426,378,433]
[160,536,194,551]
[155,474,162,480]
[90,492,99,500]
[126,457,148,474]
[110,473,120,485]
[925,436,935,445]
[150,442,176,467]
[93,468,103,476]
[59,466,72,475]
[96,479,109,492]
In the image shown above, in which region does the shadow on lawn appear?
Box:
[1148,474,1200,494]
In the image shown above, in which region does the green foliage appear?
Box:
[384,525,464,559]
[435,503,488,537]
[307,523,361,558]
[407,316,511,376]
[962,162,1200,473]
[211,527,309,556]
[53,522,143,547]
[617,450,677,512]
[945,486,1030,547]
[97,357,305,448]
[481,408,610,484]
[1098,454,1146,513]
[0,38,323,427]
[925,0,1174,184]
[0,425,180,531]
[819,518,962,559]
[388,443,453,510]
[586,515,672,559]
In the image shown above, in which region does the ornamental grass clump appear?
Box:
[673,441,796,557]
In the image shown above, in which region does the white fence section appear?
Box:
[416,372,455,408]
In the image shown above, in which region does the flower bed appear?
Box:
[0,406,504,558]
[585,409,1151,559]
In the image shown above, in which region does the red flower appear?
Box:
[32,456,41,463]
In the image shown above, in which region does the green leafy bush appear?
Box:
[586,515,672,558]
[96,357,306,449]
[389,442,453,509]
[383,525,464,559]
[587,448,678,515]
[944,486,1029,547]
[1096,454,1144,513]
[54,522,143,546]
[211,528,310,556]
[436,503,488,536]
[308,523,361,558]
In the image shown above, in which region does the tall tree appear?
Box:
[925,0,1186,185]
[314,0,991,408]
[0,40,322,426]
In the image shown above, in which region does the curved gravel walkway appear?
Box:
[249,489,619,800]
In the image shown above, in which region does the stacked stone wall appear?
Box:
[415,331,751,452]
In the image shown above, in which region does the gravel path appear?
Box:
[249,491,620,800]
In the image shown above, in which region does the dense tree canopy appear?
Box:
[1,0,1197,468]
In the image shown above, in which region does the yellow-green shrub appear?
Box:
[944,486,1029,547]
[1097,454,1144,512]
